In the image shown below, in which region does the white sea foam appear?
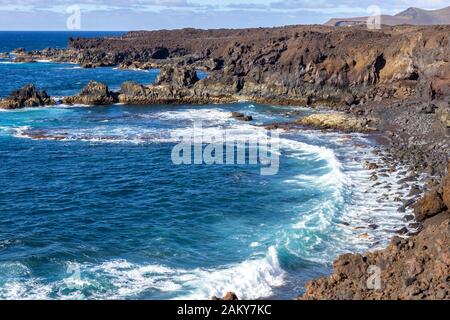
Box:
[56,66,82,70]
[178,246,284,300]
[284,130,417,256]
[152,108,231,124]
[0,247,284,300]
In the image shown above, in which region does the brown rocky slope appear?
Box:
[23,25,450,107]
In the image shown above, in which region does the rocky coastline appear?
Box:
[301,163,450,300]
[0,24,449,300]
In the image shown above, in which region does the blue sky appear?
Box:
[0,0,449,30]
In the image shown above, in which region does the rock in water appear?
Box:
[231,112,253,121]
[296,113,376,132]
[63,81,117,105]
[118,81,150,104]
[156,66,199,88]
[211,292,239,300]
[0,84,54,109]
[13,56,36,63]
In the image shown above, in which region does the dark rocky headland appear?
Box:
[1,24,449,300]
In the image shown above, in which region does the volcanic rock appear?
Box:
[118,81,150,104]
[301,213,450,300]
[156,65,199,88]
[436,101,450,129]
[0,84,54,109]
[231,112,253,121]
[63,81,117,105]
[296,113,376,132]
[413,190,445,222]
[13,56,36,63]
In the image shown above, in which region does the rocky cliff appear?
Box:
[24,25,450,108]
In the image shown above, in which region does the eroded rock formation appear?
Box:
[21,25,450,107]
[295,113,376,132]
[155,65,199,88]
[0,84,54,109]
[63,81,117,105]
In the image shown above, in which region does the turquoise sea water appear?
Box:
[0,32,409,300]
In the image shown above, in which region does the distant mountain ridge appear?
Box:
[325,6,450,26]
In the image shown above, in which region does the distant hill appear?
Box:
[325,6,450,26]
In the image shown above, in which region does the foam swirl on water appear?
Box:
[0,247,284,300]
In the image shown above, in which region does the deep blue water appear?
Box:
[0,31,156,98]
[0,33,409,300]
[0,61,159,98]
[0,31,125,52]
[0,31,207,98]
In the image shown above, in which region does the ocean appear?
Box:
[0,32,410,300]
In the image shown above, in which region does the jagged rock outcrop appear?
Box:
[295,113,376,132]
[301,212,449,300]
[117,67,234,105]
[231,112,253,121]
[13,56,36,63]
[155,65,199,88]
[414,190,446,222]
[118,81,151,104]
[22,25,450,106]
[0,84,54,109]
[301,164,450,300]
[63,81,117,105]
